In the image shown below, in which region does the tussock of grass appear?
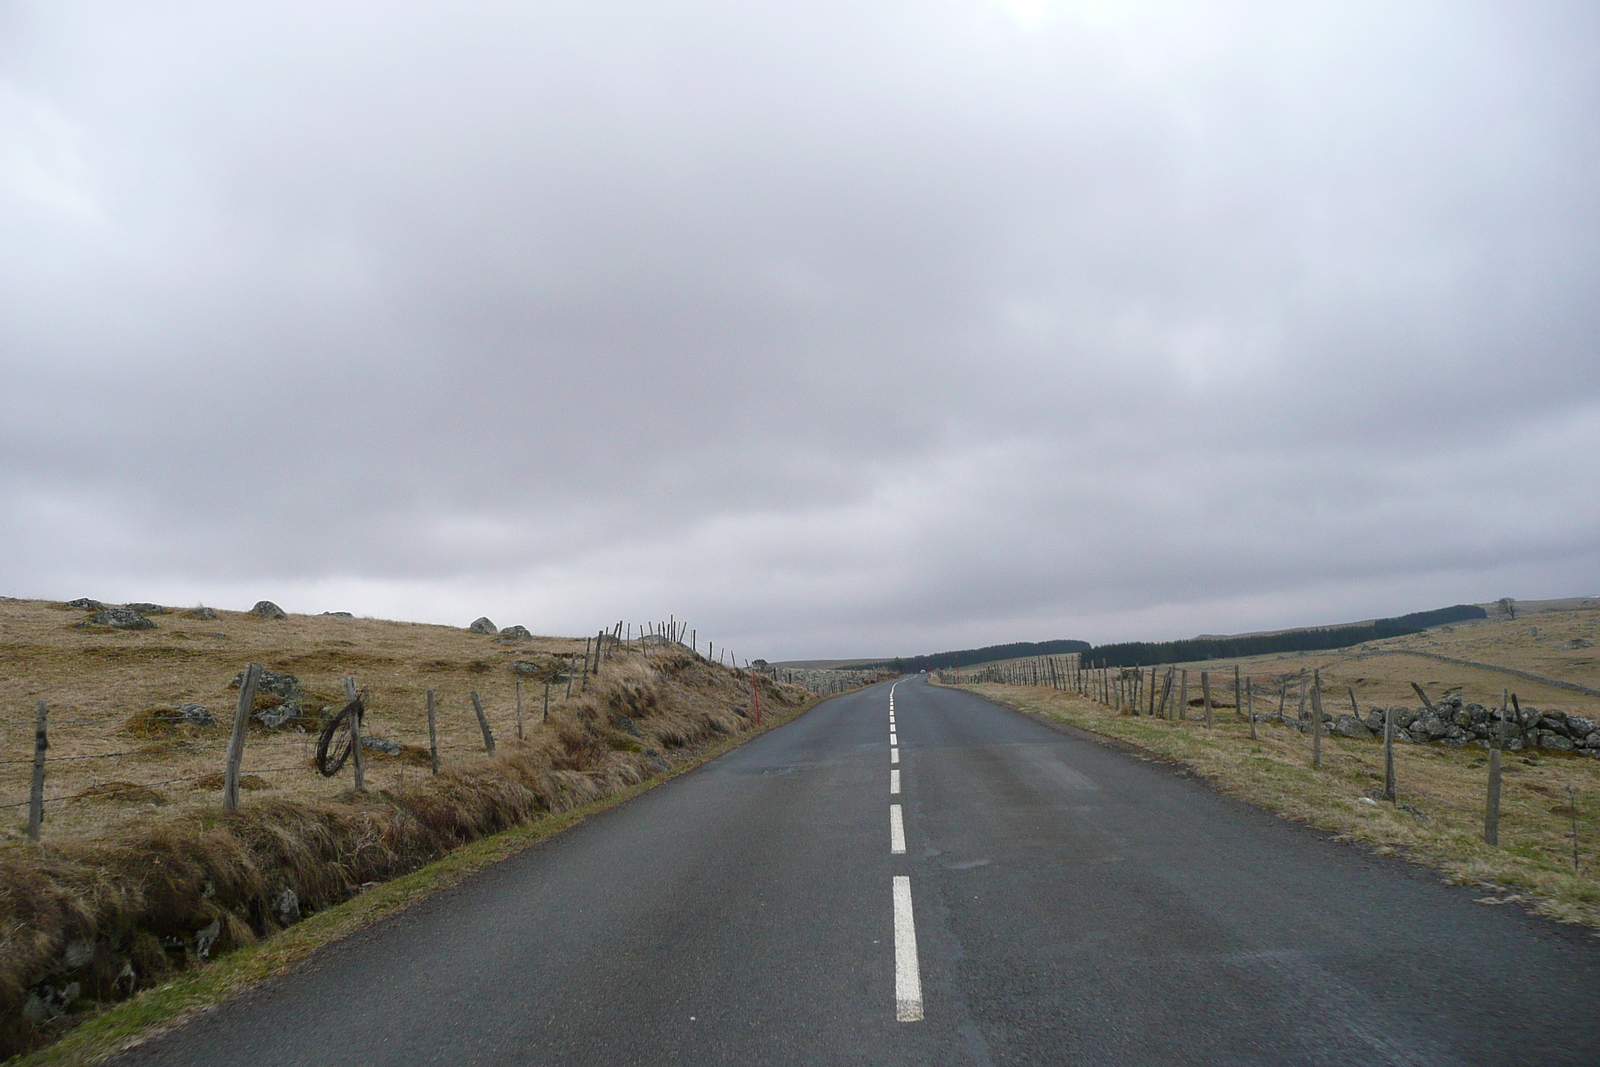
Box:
[954,682,1600,930]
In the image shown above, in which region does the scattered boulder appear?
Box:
[229,668,301,700]
[64,598,103,610]
[1333,715,1374,739]
[320,611,353,617]
[177,703,215,727]
[89,607,156,630]
[360,736,402,756]
[123,602,167,615]
[272,887,301,926]
[468,617,497,634]
[249,600,287,619]
[1563,638,1593,650]
[254,700,301,730]
[498,624,533,640]
[182,606,219,620]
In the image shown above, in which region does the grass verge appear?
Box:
[7,698,818,1067]
[947,682,1600,930]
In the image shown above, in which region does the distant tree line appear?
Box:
[1075,604,1488,669]
[869,638,1092,674]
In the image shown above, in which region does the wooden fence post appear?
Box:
[427,689,440,774]
[1310,670,1324,769]
[515,678,524,741]
[1297,670,1308,722]
[224,663,261,813]
[470,690,495,753]
[544,676,552,723]
[1410,682,1438,714]
[1347,686,1360,719]
[1485,747,1502,846]
[1233,665,1241,721]
[1201,671,1213,729]
[344,677,364,791]
[26,700,48,841]
[1246,677,1257,740]
[1179,670,1189,721]
[1383,705,1396,801]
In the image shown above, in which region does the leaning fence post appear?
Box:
[344,677,365,791]
[1310,670,1324,769]
[515,678,524,741]
[1383,705,1396,801]
[426,689,440,774]
[1485,747,1502,846]
[26,700,48,840]
[224,663,261,812]
[470,690,495,753]
[1201,671,1214,729]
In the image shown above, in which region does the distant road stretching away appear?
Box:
[116,677,1600,1066]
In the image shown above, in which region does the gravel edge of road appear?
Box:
[14,696,834,1067]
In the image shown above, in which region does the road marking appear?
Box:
[891,768,900,794]
[890,731,897,745]
[892,876,924,1022]
[890,804,906,853]
[891,748,899,764]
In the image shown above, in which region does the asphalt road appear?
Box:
[117,676,1600,1066]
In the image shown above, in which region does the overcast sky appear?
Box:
[2,1,1596,660]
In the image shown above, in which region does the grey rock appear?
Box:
[177,703,216,727]
[320,611,353,617]
[272,887,301,926]
[498,624,533,639]
[1568,715,1599,738]
[230,668,301,699]
[249,600,287,619]
[1390,706,1418,729]
[183,606,218,620]
[64,598,103,610]
[1518,705,1542,727]
[360,736,401,756]
[1540,709,1569,730]
[90,607,156,630]
[1333,715,1373,739]
[468,616,497,634]
[610,714,641,736]
[1538,732,1575,752]
[194,918,222,959]
[24,981,81,1024]
[1507,736,1524,751]
[1563,638,1593,650]
[1414,712,1450,740]
[123,602,167,615]
[254,699,300,729]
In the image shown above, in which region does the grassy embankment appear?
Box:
[0,598,837,1063]
[945,605,1600,928]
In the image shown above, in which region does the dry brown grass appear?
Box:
[0,598,815,1058]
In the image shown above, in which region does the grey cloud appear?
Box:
[1,1,1597,657]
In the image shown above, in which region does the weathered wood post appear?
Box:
[1310,670,1324,769]
[224,663,261,813]
[1246,677,1257,740]
[1234,665,1242,721]
[26,700,48,840]
[566,653,576,699]
[1347,686,1360,719]
[1485,747,1502,846]
[470,690,495,753]
[1410,681,1438,714]
[544,676,551,723]
[1383,704,1396,801]
[1297,670,1308,722]
[426,689,440,774]
[515,678,524,741]
[1179,670,1189,721]
[1201,671,1214,729]
[344,677,364,791]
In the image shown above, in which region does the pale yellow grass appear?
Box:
[0,598,598,841]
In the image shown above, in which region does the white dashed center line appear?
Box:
[891,748,899,764]
[890,803,906,853]
[890,768,900,794]
[892,876,924,1022]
